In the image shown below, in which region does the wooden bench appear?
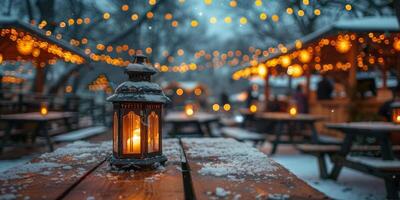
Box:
[221,127,265,145]
[336,156,400,199]
[52,126,108,143]
[297,144,400,179]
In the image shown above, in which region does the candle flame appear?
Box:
[127,128,141,153]
[289,107,297,116]
[40,106,48,116]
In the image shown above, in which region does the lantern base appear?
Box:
[108,154,167,170]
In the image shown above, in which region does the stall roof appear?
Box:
[235,16,400,73]
[0,17,88,64]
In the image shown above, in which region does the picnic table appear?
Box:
[256,112,326,154]
[326,122,400,199]
[165,112,219,137]
[0,112,75,151]
[0,138,328,200]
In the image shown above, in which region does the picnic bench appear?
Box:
[255,112,329,154]
[325,122,400,199]
[165,112,220,137]
[221,127,265,145]
[0,112,107,152]
[0,138,328,200]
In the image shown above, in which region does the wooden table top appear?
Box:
[326,122,400,132]
[165,111,219,123]
[0,112,74,121]
[256,112,326,122]
[0,138,327,200]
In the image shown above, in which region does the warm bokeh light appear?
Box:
[176,88,184,96]
[287,64,303,78]
[280,55,291,67]
[194,88,202,96]
[336,39,352,53]
[212,104,220,111]
[299,50,312,63]
[249,104,257,113]
[223,104,231,111]
[185,104,194,117]
[289,106,297,116]
[393,40,400,51]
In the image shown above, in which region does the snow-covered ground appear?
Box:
[265,144,386,200]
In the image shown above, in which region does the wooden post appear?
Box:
[305,64,311,100]
[264,72,270,111]
[348,41,357,88]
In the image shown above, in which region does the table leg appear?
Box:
[0,122,14,153]
[203,122,213,137]
[270,121,283,155]
[329,133,354,180]
[309,122,319,144]
[39,122,54,152]
[380,134,394,160]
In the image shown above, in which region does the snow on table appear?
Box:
[181,138,328,199]
[0,141,111,200]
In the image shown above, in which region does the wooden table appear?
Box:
[326,122,400,173]
[325,122,400,199]
[256,112,326,154]
[0,112,75,151]
[165,112,219,137]
[0,138,328,200]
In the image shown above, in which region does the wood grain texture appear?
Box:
[0,141,110,200]
[181,138,329,200]
[62,139,184,200]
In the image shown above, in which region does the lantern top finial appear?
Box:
[125,54,157,82]
[107,54,170,104]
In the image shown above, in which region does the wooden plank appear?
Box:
[52,126,108,142]
[0,141,110,200]
[181,138,329,199]
[63,139,185,200]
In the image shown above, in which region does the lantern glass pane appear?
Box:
[147,111,159,153]
[113,112,118,153]
[122,111,141,154]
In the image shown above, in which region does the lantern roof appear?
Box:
[107,55,170,104]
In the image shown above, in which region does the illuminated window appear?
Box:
[113,112,118,153]
[123,111,141,154]
[147,112,159,153]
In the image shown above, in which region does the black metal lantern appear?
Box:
[107,55,170,169]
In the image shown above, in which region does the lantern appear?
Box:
[107,55,170,169]
[184,103,195,117]
[40,102,48,116]
[391,102,400,124]
[288,102,298,117]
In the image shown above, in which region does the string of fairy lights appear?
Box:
[18,0,355,73]
[232,33,400,80]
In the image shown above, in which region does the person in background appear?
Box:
[293,84,309,113]
[220,91,230,105]
[317,74,333,100]
[246,84,259,108]
[267,95,281,112]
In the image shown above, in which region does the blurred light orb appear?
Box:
[224,17,232,24]
[229,0,237,7]
[0,54,3,64]
[299,50,312,63]
[17,37,34,56]
[240,17,247,25]
[204,0,212,5]
[280,55,291,67]
[223,104,231,111]
[194,88,202,96]
[209,17,217,24]
[287,64,303,78]
[393,40,400,51]
[212,104,220,111]
[191,20,199,27]
[250,104,257,113]
[259,13,267,20]
[176,88,184,96]
[336,39,351,53]
[255,0,262,7]
[258,64,267,77]
[103,12,110,20]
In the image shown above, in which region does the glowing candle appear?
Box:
[289,106,297,117]
[127,128,141,153]
[40,103,48,116]
[185,104,194,117]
